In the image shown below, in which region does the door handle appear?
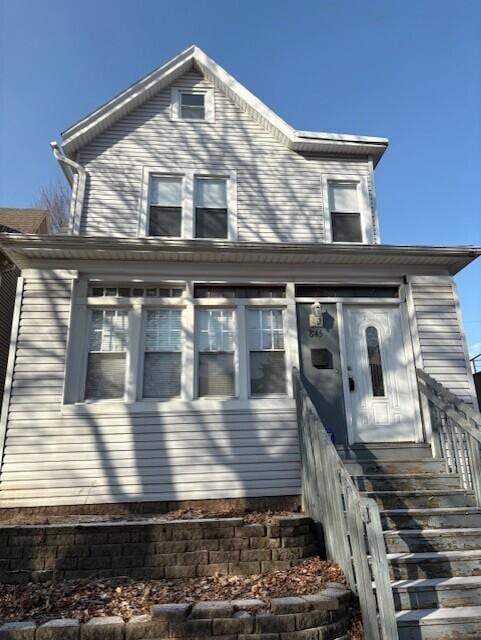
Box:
[349,377,355,392]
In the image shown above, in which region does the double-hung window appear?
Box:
[328,181,363,243]
[198,309,235,396]
[180,93,205,120]
[248,309,286,395]
[85,309,128,400]
[143,309,183,399]
[194,177,228,239]
[149,176,183,237]
[143,171,235,240]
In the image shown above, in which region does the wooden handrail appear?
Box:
[417,368,481,506]
[293,368,398,640]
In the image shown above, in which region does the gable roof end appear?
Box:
[60,45,388,164]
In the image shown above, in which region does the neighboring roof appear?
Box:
[0,209,49,234]
[0,234,479,276]
[60,45,389,165]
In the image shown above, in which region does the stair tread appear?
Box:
[363,490,472,496]
[352,473,459,478]
[385,528,481,537]
[396,605,481,624]
[391,576,481,591]
[387,549,481,562]
[381,507,481,515]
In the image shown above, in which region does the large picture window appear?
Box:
[197,309,235,396]
[248,309,286,395]
[143,309,182,398]
[85,309,128,400]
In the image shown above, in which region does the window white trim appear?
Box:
[139,167,237,240]
[65,279,292,409]
[246,307,289,398]
[171,88,215,122]
[322,174,373,244]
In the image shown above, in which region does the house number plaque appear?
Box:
[309,301,324,337]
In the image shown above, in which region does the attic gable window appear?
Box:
[181,93,205,120]
[171,88,214,122]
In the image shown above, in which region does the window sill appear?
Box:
[60,396,296,416]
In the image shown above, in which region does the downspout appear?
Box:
[50,141,87,235]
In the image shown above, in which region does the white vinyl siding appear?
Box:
[409,276,476,404]
[0,275,300,508]
[78,71,377,242]
[248,309,286,396]
[143,309,182,399]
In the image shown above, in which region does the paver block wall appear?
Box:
[0,515,318,584]
[0,585,352,639]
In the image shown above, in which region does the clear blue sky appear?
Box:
[1,0,480,354]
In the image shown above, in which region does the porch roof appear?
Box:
[0,234,479,275]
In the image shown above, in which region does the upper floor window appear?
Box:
[328,182,363,243]
[195,177,228,239]
[149,176,183,237]
[140,168,237,240]
[171,88,214,122]
[180,93,205,120]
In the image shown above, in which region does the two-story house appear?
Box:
[0,45,478,513]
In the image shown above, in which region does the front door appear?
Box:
[343,305,419,443]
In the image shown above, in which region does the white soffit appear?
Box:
[1,235,479,275]
[60,45,388,163]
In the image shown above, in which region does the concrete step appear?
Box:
[385,528,481,553]
[396,605,481,639]
[354,473,461,492]
[388,550,481,580]
[381,508,481,531]
[391,576,481,610]
[362,490,475,510]
[344,459,446,475]
[337,443,432,461]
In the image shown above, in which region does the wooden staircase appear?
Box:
[339,443,481,639]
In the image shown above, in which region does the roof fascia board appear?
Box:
[61,45,196,155]
[1,234,479,260]
[60,45,388,162]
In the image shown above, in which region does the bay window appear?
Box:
[85,309,128,400]
[143,309,182,398]
[197,309,235,396]
[248,309,286,395]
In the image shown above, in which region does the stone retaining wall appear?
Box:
[0,585,351,639]
[0,515,318,584]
